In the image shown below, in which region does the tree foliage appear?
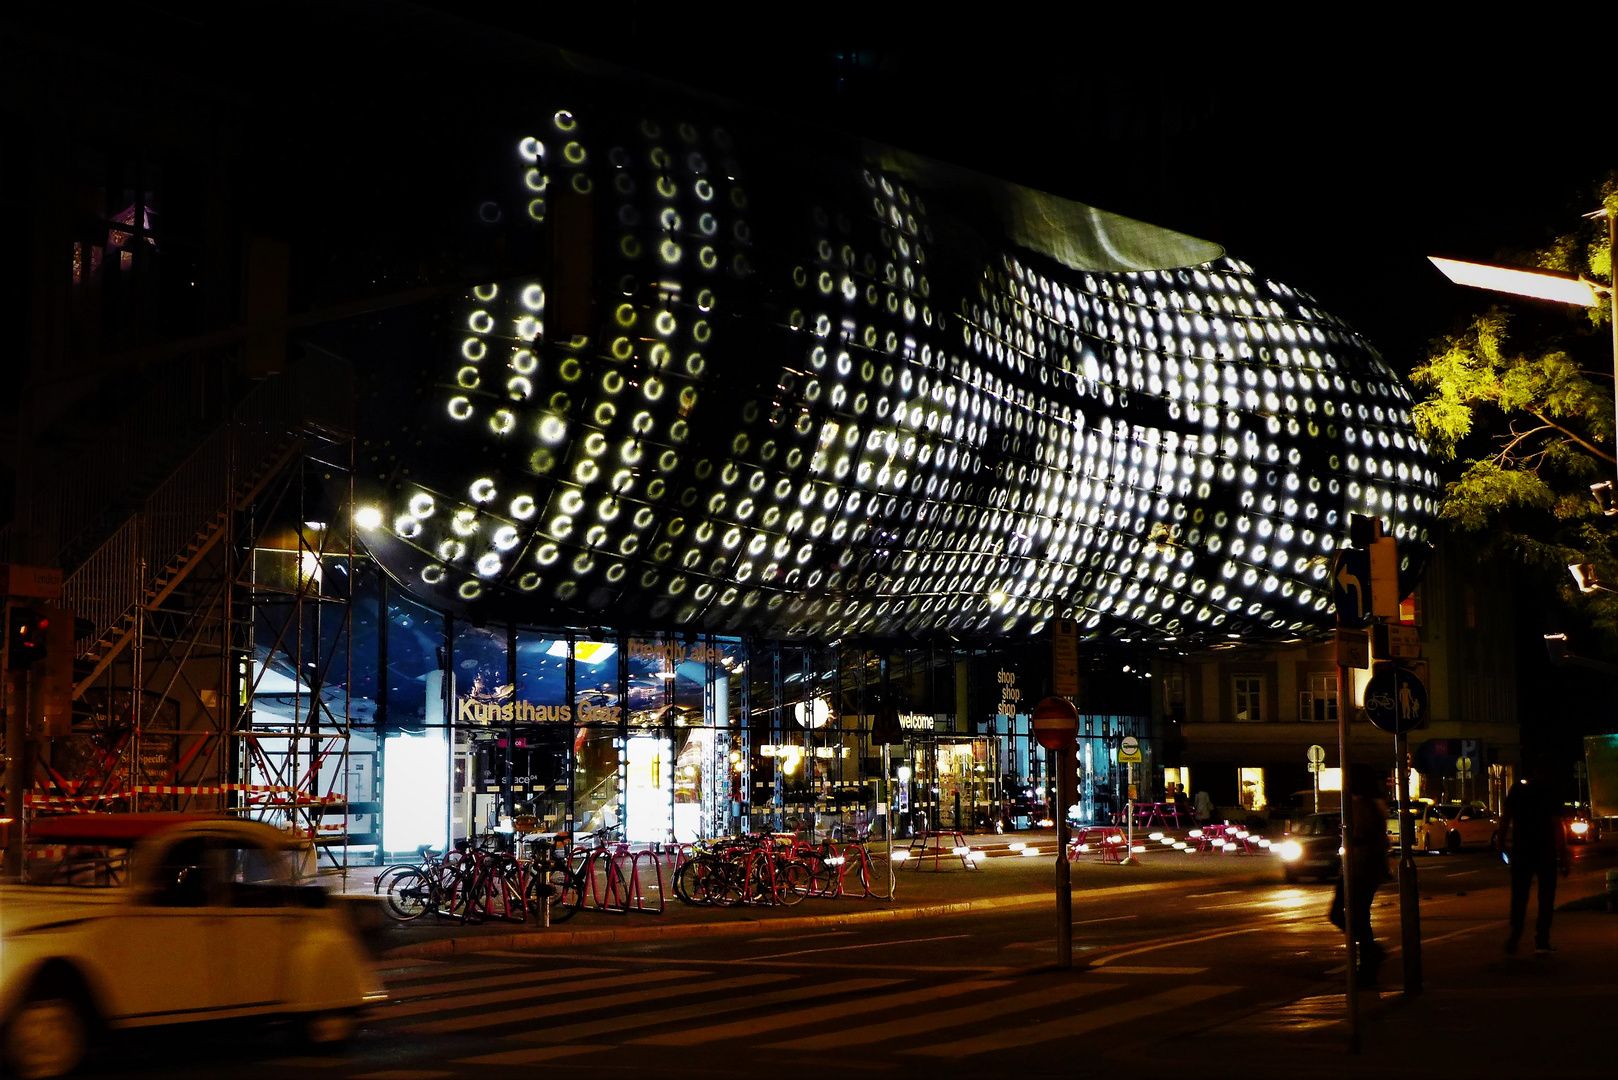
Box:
[1410,176,1618,642]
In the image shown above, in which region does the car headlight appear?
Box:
[1276,840,1303,862]
[1571,820,1589,835]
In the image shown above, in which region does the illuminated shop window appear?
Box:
[1238,766,1267,811]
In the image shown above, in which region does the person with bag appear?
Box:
[1329,764,1391,983]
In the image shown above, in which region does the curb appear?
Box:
[379,873,1278,960]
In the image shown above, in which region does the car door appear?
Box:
[207,836,291,1009]
[94,837,222,1023]
[1455,809,1496,846]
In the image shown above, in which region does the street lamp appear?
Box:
[1568,563,1616,595]
[1429,206,1618,478]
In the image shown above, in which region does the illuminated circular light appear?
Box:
[493,526,519,551]
[467,311,494,334]
[438,539,466,561]
[535,543,559,565]
[421,565,445,585]
[393,515,421,539]
[462,338,487,362]
[521,283,545,311]
[469,479,497,503]
[510,495,536,520]
[518,138,542,162]
[477,553,502,577]
[489,410,515,435]
[654,311,677,336]
[408,493,435,517]
[458,580,483,600]
[518,572,541,591]
[451,510,479,537]
[539,416,567,443]
[447,397,473,421]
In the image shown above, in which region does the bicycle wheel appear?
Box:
[674,857,714,906]
[525,866,584,923]
[384,868,431,921]
[776,860,810,906]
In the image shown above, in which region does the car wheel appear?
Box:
[5,994,90,1080]
[1446,831,1462,853]
[299,1009,358,1049]
[1417,830,1431,853]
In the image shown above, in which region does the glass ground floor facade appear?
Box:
[242,556,1153,861]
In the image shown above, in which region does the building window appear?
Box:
[1300,672,1339,722]
[1239,766,1267,810]
[1232,675,1264,722]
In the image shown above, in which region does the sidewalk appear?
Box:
[359,830,1286,959]
[1146,856,1618,1079]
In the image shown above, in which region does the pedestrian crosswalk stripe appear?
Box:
[631,979,1012,1046]
[450,1045,608,1066]
[904,984,1240,1057]
[405,974,791,1036]
[507,978,904,1045]
[388,967,608,1001]
[375,969,704,1022]
[383,962,517,985]
[764,980,1122,1051]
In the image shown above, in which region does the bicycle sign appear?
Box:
[1363,666,1427,734]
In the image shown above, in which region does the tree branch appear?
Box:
[1528,411,1617,464]
[1495,422,1555,461]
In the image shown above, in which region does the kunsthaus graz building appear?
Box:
[290,60,1439,856]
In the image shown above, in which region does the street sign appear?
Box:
[1118,735,1143,764]
[1308,744,1326,765]
[1031,696,1078,750]
[1307,761,1325,774]
[1372,623,1421,660]
[1335,628,1368,668]
[870,704,904,745]
[1456,755,1473,780]
[1364,666,1428,734]
[1052,619,1080,697]
[1332,549,1372,626]
[0,565,62,601]
[1369,535,1401,618]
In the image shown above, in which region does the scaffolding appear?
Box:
[12,366,359,883]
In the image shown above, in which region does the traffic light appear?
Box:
[7,606,49,669]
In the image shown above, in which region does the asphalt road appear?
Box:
[88,846,1558,1079]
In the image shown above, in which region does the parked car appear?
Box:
[2,814,386,1079]
[1274,812,1342,883]
[1386,801,1499,853]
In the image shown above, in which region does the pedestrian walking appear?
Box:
[1330,764,1390,983]
[1498,754,1571,954]
[1193,789,1214,824]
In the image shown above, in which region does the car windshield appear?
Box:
[1433,806,1461,821]
[1297,814,1340,837]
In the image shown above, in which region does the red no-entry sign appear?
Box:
[1031,696,1078,750]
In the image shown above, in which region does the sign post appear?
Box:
[1119,735,1143,863]
[1329,544,1367,1052]
[1033,697,1079,969]
[1308,744,1325,813]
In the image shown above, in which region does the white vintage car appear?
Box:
[1,814,386,1079]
